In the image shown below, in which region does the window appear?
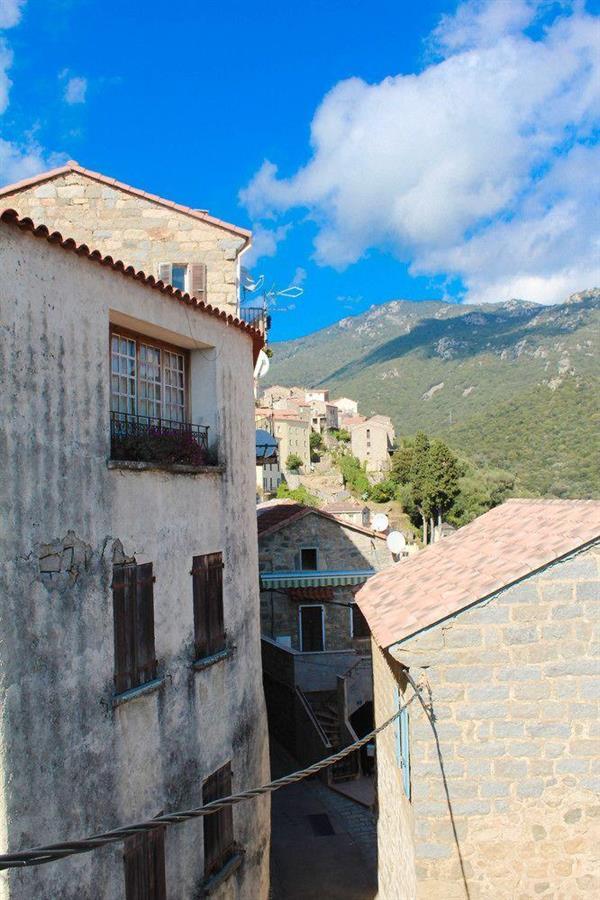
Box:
[158,262,207,299]
[191,552,226,659]
[300,548,318,571]
[112,562,157,694]
[394,689,411,800]
[111,330,187,423]
[203,763,235,878]
[299,605,325,652]
[124,827,166,900]
[351,603,370,638]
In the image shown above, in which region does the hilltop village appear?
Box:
[0,163,598,900]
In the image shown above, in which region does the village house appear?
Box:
[331,397,359,418]
[322,499,371,528]
[0,161,255,321]
[256,428,282,498]
[260,384,306,406]
[305,388,329,404]
[0,209,270,899]
[255,409,311,476]
[356,499,600,900]
[257,500,394,779]
[308,398,339,434]
[351,415,396,475]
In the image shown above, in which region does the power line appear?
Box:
[0,688,421,871]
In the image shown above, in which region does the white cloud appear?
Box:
[0,0,25,29]
[241,0,600,304]
[291,266,307,286]
[64,75,87,105]
[244,222,290,267]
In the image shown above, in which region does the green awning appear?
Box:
[259,569,375,589]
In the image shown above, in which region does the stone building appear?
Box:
[255,409,311,475]
[257,500,393,775]
[332,397,359,418]
[0,160,252,316]
[351,415,395,475]
[0,209,269,899]
[356,499,600,899]
[322,499,371,528]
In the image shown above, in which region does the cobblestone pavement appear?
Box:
[269,741,377,900]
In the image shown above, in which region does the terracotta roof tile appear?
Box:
[0,161,251,242]
[0,209,264,359]
[356,498,600,649]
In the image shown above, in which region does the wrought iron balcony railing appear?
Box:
[239,305,271,333]
[110,411,210,467]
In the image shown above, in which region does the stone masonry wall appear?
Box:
[4,171,245,311]
[385,544,600,900]
[259,513,392,650]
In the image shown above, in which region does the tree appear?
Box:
[426,439,463,524]
[276,482,320,507]
[391,441,415,484]
[332,428,351,443]
[286,453,303,472]
[310,431,323,462]
[369,478,397,502]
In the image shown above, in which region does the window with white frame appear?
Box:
[110,330,187,423]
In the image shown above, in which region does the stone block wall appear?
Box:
[4,171,245,311]
[382,544,600,899]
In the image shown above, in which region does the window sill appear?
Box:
[112,677,164,707]
[192,647,234,672]
[108,460,225,476]
[202,851,244,896]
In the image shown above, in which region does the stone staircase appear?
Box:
[306,692,341,747]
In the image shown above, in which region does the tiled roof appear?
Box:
[323,500,364,513]
[0,161,251,241]
[0,209,264,359]
[357,499,600,649]
[256,499,385,540]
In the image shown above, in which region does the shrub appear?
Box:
[286,453,303,472]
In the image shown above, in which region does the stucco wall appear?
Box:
[0,222,269,900]
[375,544,600,899]
[351,422,393,474]
[2,171,245,311]
[259,512,392,651]
[272,418,311,473]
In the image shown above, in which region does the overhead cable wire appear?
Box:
[0,687,421,871]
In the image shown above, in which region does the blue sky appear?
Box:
[1,0,599,340]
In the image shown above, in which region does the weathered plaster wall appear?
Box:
[351,422,393,475]
[258,513,392,650]
[3,171,245,311]
[381,545,600,900]
[0,222,269,900]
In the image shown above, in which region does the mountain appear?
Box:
[266,290,600,498]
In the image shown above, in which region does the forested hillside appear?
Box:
[266,290,600,498]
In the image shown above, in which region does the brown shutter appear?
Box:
[113,564,137,694]
[136,562,157,686]
[158,263,172,285]
[202,763,233,877]
[148,828,167,900]
[189,263,207,299]
[124,829,166,900]
[192,552,225,659]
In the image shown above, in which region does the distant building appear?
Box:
[356,499,600,900]
[256,409,311,475]
[323,500,371,528]
[331,397,359,418]
[309,399,339,433]
[261,385,306,406]
[257,500,394,777]
[0,209,269,899]
[256,428,282,497]
[351,415,396,474]
[305,388,329,403]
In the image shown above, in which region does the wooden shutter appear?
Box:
[189,263,207,299]
[157,262,172,285]
[124,828,166,900]
[203,763,233,878]
[191,552,225,659]
[113,564,137,694]
[136,562,157,686]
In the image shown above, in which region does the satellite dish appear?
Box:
[371,513,389,533]
[387,531,406,554]
[254,350,270,380]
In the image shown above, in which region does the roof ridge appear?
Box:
[0,209,263,357]
[0,162,251,241]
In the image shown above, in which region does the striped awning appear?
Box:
[259,569,375,589]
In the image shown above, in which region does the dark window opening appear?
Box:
[300,548,318,571]
[112,562,157,694]
[124,826,166,900]
[352,603,370,639]
[203,763,235,878]
[192,552,226,659]
[300,605,324,652]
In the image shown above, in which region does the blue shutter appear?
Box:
[394,689,411,800]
